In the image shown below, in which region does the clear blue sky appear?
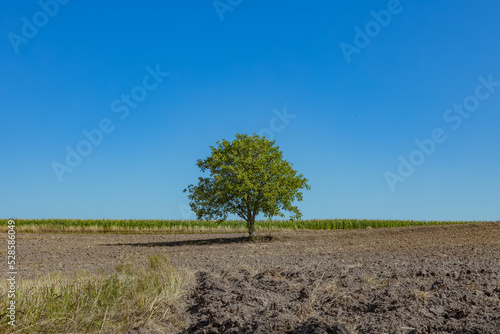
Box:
[1,0,499,221]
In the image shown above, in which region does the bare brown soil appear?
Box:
[3,222,500,333]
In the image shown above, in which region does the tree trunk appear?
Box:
[247,219,254,239]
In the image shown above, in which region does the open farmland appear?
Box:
[1,221,500,333]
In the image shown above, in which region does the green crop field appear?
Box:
[0,218,486,234]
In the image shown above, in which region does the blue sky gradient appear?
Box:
[1,0,499,221]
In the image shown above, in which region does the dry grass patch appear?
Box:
[413,288,435,301]
[0,255,192,333]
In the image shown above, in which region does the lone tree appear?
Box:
[184,133,310,238]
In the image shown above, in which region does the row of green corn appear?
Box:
[0,218,485,232]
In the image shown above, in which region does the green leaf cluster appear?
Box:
[184,133,310,237]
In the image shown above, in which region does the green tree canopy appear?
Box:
[184,133,311,238]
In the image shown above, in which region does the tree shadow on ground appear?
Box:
[104,235,274,248]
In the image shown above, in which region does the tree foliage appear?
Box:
[184,133,311,238]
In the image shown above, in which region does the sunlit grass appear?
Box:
[0,255,192,333]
